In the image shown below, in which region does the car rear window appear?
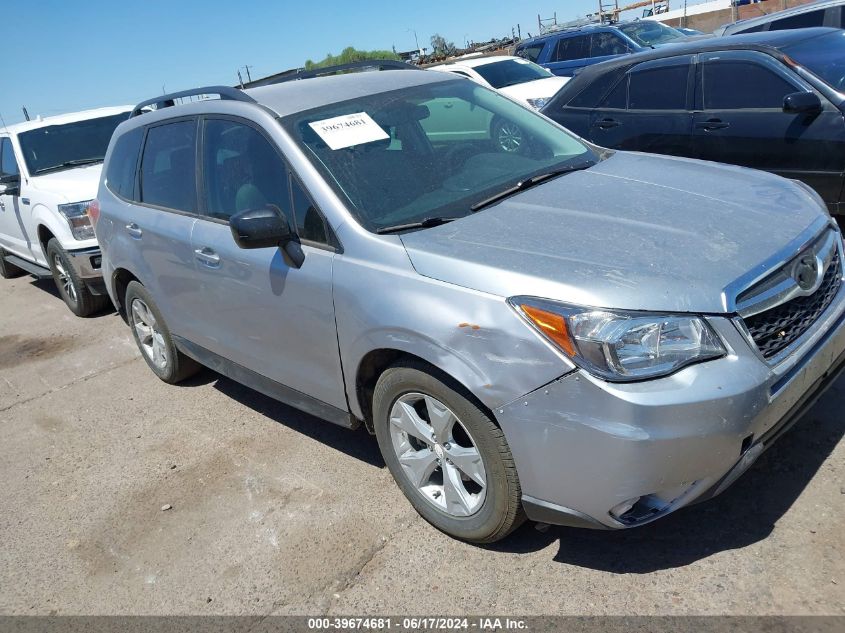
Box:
[139,120,197,212]
[105,127,143,200]
[628,65,689,110]
[516,43,544,63]
[553,35,589,62]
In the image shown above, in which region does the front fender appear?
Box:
[333,253,571,420]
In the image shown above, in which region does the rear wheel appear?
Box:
[125,281,200,384]
[0,248,25,279]
[373,360,524,543]
[46,238,108,316]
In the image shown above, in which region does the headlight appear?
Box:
[57,200,95,240]
[526,97,548,110]
[510,297,726,381]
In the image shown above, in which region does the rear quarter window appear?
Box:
[105,127,143,200]
[516,43,545,63]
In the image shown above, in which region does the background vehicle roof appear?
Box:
[720,0,841,35]
[430,55,522,70]
[1,106,132,136]
[244,68,458,118]
[554,26,838,85]
[518,21,653,44]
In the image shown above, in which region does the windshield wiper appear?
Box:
[470,162,594,213]
[376,217,456,234]
[34,157,104,175]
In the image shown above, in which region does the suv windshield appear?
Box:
[783,30,845,92]
[473,59,553,88]
[281,80,597,233]
[617,22,686,46]
[18,112,131,175]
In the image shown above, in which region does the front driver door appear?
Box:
[190,116,347,412]
[692,50,845,206]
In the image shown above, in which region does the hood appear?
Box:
[499,76,570,104]
[400,152,826,314]
[28,163,103,203]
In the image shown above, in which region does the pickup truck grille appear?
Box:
[743,248,842,360]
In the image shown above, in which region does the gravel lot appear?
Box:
[0,274,843,616]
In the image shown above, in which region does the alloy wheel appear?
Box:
[495,121,523,153]
[131,298,168,370]
[53,253,77,304]
[388,392,487,517]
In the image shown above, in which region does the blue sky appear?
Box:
[1,0,702,125]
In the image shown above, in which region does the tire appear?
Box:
[373,360,524,543]
[491,116,525,154]
[0,248,25,279]
[124,280,200,384]
[46,238,109,317]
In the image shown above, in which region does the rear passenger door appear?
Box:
[190,116,348,411]
[692,50,845,204]
[588,55,695,157]
[132,118,204,340]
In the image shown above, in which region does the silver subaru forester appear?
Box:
[94,64,845,543]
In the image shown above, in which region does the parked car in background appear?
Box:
[95,64,845,543]
[0,107,131,315]
[715,0,845,36]
[428,55,570,111]
[542,28,845,217]
[676,27,706,36]
[514,21,688,76]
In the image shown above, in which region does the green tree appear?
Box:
[304,46,400,70]
[430,34,456,57]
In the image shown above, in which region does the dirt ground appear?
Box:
[0,274,842,616]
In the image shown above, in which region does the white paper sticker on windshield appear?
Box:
[308,112,389,150]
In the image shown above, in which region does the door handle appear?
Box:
[592,118,620,129]
[695,119,730,131]
[194,247,221,267]
[125,223,142,238]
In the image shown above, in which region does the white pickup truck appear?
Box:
[0,106,130,315]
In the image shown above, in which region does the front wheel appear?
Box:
[46,238,108,316]
[373,360,524,543]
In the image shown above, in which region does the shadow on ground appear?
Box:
[494,377,845,572]
[31,278,115,317]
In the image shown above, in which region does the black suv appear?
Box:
[542,28,845,216]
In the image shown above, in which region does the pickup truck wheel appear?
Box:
[373,360,524,543]
[46,238,108,317]
[125,281,200,384]
[0,248,25,278]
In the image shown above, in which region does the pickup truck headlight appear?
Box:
[510,297,726,381]
[57,200,95,240]
[526,97,548,110]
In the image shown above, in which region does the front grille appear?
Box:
[744,249,842,359]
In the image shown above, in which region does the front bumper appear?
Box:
[66,246,105,294]
[497,285,845,530]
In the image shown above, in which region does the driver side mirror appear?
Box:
[783,91,822,114]
[0,173,21,197]
[229,207,305,268]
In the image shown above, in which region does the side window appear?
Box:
[771,10,824,30]
[628,64,689,110]
[553,35,589,62]
[590,32,629,58]
[201,119,290,222]
[139,120,197,212]
[516,44,544,63]
[1,138,19,176]
[105,127,143,200]
[290,175,331,245]
[600,76,628,109]
[702,61,797,109]
[568,68,627,108]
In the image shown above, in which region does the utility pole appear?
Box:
[242,65,253,82]
[237,70,245,89]
[21,107,30,121]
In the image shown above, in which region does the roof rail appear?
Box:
[259,59,420,87]
[130,86,256,118]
